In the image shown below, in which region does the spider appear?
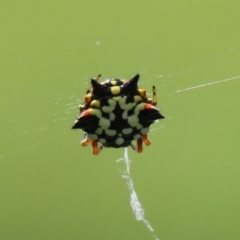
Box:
[72,74,164,155]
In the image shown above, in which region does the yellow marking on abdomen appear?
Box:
[111,80,117,85]
[90,100,100,108]
[111,86,121,95]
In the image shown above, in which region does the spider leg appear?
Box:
[138,88,146,99]
[130,143,137,151]
[92,140,103,155]
[92,140,99,155]
[82,132,87,139]
[142,134,151,146]
[81,132,92,146]
[152,85,157,105]
[137,138,143,153]
[99,144,104,153]
[130,138,144,153]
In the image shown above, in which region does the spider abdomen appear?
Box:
[72,74,164,155]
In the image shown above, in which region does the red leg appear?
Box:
[92,140,99,155]
[137,138,143,153]
[81,137,92,146]
[142,134,151,146]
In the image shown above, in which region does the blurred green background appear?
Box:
[1,1,240,239]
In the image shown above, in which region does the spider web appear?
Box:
[1,72,239,240]
[114,73,240,240]
[117,148,159,240]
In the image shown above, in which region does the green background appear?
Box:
[1,1,240,240]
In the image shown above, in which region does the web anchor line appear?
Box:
[117,148,160,240]
[176,75,240,92]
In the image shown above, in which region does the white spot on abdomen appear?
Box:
[95,127,103,135]
[115,137,124,145]
[98,138,106,144]
[105,129,117,136]
[141,127,149,134]
[134,103,145,116]
[127,115,139,127]
[88,133,98,140]
[102,99,116,113]
[122,128,133,135]
[99,118,111,130]
[133,134,141,140]
[109,113,115,121]
[122,110,128,120]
